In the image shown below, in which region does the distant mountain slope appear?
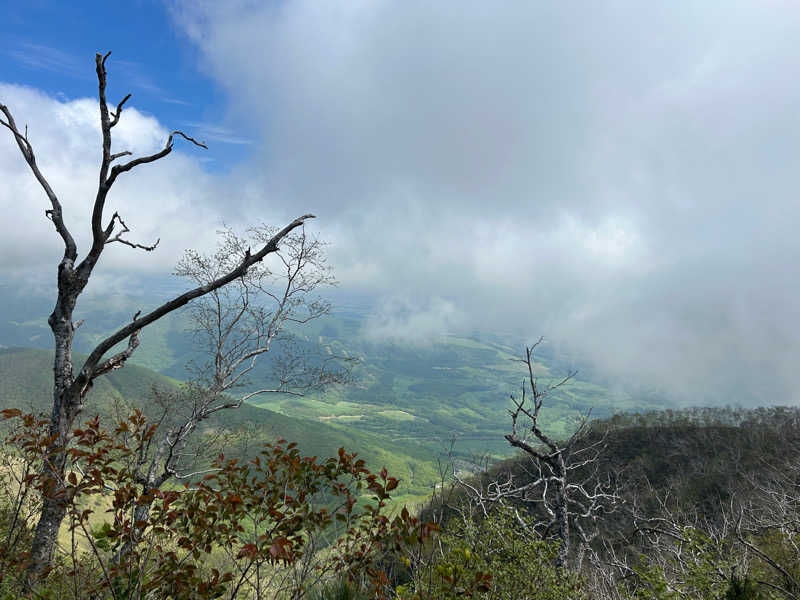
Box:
[0,347,441,501]
[0,346,176,415]
[425,406,800,535]
[0,283,660,471]
[239,317,656,458]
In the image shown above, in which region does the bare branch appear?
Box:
[74,214,314,397]
[241,389,305,402]
[91,312,142,382]
[106,130,207,188]
[171,130,208,149]
[104,212,159,251]
[109,93,131,128]
[80,53,207,277]
[109,151,132,162]
[0,103,77,261]
[171,467,221,481]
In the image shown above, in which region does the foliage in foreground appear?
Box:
[398,508,583,600]
[0,408,437,599]
[3,405,800,599]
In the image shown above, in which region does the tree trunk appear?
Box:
[28,491,68,575]
[553,460,570,569]
[28,297,79,577]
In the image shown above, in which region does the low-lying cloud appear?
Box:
[362,297,464,346]
[171,1,800,405]
[4,3,800,406]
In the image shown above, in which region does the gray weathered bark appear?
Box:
[1,52,314,578]
[500,340,618,570]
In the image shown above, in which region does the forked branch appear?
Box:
[72,214,315,397]
[82,51,206,273]
[0,103,77,261]
[504,339,577,455]
[104,213,159,252]
[497,340,615,570]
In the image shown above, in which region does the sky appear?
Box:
[2,1,800,405]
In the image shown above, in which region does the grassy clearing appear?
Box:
[376,410,417,421]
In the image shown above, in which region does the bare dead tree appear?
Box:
[178,225,349,401]
[496,339,619,570]
[598,484,764,600]
[110,226,355,561]
[0,52,314,578]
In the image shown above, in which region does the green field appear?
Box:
[0,347,442,501]
[0,286,661,504]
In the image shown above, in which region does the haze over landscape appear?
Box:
[3,3,800,410]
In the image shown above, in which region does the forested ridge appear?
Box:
[409,405,800,599]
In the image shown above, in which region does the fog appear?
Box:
[3,3,800,404]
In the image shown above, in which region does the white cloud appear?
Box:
[362,297,464,346]
[5,3,800,406]
[168,1,800,405]
[0,83,225,278]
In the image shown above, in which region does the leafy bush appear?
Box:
[399,508,585,600]
[0,408,435,599]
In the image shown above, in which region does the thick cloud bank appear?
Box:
[4,3,800,405]
[171,2,800,405]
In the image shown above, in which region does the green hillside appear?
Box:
[0,347,440,502]
[245,325,651,456]
[0,284,661,500]
[0,346,177,415]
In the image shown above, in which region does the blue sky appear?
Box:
[1,0,250,168]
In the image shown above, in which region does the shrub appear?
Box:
[0,408,435,599]
[400,507,585,600]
